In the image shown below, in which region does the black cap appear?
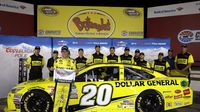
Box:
[124,47,130,51]
[61,46,68,51]
[110,46,115,49]
[135,49,140,53]
[158,52,164,56]
[181,44,187,48]
[140,52,145,55]
[78,48,84,51]
[168,49,173,52]
[95,45,100,48]
[53,50,58,54]
[35,46,40,50]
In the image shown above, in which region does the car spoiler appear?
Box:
[169,70,188,77]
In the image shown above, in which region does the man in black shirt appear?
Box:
[90,45,106,63]
[134,49,140,63]
[136,52,150,68]
[47,50,58,77]
[119,47,134,64]
[26,46,45,80]
[107,47,119,63]
[75,48,88,69]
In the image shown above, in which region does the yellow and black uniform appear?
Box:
[175,52,194,71]
[134,56,140,64]
[75,56,88,69]
[136,60,151,68]
[53,57,76,112]
[27,54,45,80]
[119,54,134,64]
[152,59,170,75]
[90,52,107,63]
[107,54,120,63]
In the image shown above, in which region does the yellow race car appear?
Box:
[6,63,192,112]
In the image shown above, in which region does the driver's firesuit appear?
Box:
[53,46,76,112]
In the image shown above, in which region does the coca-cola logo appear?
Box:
[40,7,58,16]
[67,9,115,38]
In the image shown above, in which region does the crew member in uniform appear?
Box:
[75,48,88,69]
[107,46,119,63]
[26,46,45,80]
[53,46,76,112]
[136,52,150,68]
[134,49,140,63]
[119,47,134,64]
[47,50,58,77]
[164,49,175,70]
[90,45,106,63]
[175,44,194,85]
[152,52,170,75]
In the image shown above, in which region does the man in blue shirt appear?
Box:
[164,49,175,70]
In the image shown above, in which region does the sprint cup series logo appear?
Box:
[178,29,194,44]
[67,9,116,38]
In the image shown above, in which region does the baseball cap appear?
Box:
[135,49,140,53]
[53,50,58,54]
[110,46,115,49]
[125,47,130,51]
[140,52,145,55]
[168,49,173,52]
[61,46,68,51]
[35,46,40,50]
[95,45,101,48]
[158,52,164,56]
[78,48,84,51]
[181,44,187,48]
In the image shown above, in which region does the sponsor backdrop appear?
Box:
[147,1,200,65]
[37,5,144,38]
[0,0,34,36]
[0,36,169,98]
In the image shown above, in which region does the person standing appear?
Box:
[90,45,106,64]
[164,49,175,70]
[75,48,88,69]
[136,52,150,68]
[26,46,45,80]
[152,52,170,75]
[175,44,194,85]
[47,50,59,77]
[134,49,140,63]
[119,47,134,64]
[53,46,76,112]
[107,47,120,63]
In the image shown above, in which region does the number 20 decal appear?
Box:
[80,84,113,106]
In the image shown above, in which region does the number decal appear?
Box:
[80,85,97,106]
[80,84,113,106]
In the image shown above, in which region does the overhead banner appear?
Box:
[37,5,144,38]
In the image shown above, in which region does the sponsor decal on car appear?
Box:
[174,94,182,99]
[175,90,181,94]
[183,89,190,96]
[115,80,179,87]
[28,86,45,90]
[117,100,134,108]
[163,90,172,93]
[166,102,172,107]
[174,102,183,106]
[184,102,190,105]
[165,96,173,99]
[183,96,191,98]
[70,84,78,99]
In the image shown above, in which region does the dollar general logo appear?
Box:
[67,9,116,38]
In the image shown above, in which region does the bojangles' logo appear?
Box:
[68,9,115,38]
[72,16,111,32]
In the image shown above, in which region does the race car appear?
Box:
[6,63,193,112]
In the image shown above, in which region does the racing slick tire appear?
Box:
[135,90,164,112]
[21,89,53,112]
